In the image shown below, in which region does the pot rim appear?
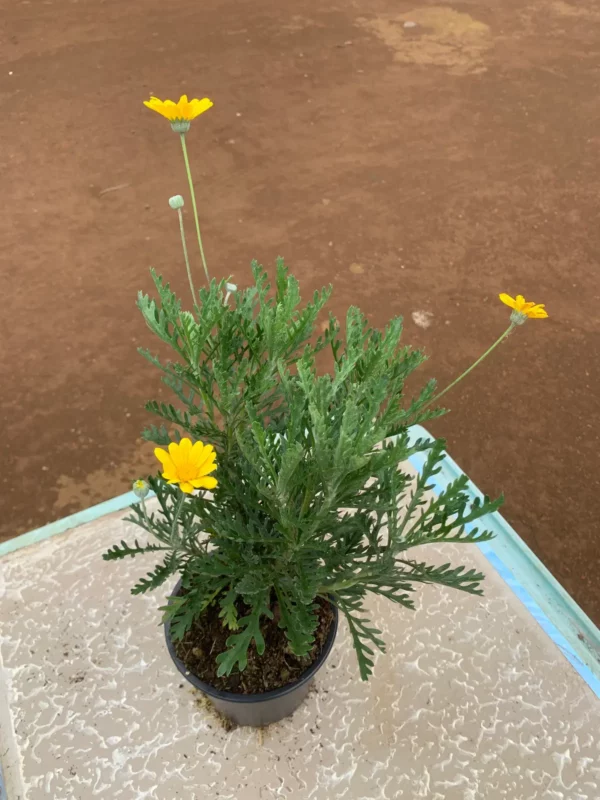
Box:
[164,584,339,705]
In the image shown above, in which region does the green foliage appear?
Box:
[215,594,273,676]
[103,260,501,680]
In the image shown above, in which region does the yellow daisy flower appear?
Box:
[154,438,218,494]
[143,95,213,132]
[499,293,548,323]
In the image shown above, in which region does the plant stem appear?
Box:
[179,132,210,284]
[176,207,196,305]
[170,492,186,543]
[320,570,379,593]
[425,323,515,409]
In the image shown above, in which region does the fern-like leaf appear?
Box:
[215,592,272,676]
[102,540,170,561]
[275,585,318,657]
[334,592,385,680]
[396,559,488,595]
[131,552,181,595]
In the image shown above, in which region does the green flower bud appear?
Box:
[168,195,185,210]
[132,479,150,499]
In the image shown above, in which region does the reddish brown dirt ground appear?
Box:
[2,0,599,621]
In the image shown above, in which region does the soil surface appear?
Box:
[175,597,335,694]
[2,0,599,623]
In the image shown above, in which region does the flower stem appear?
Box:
[179,132,210,284]
[170,492,186,543]
[176,207,196,305]
[426,324,515,409]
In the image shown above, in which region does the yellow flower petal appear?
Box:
[178,437,193,455]
[143,98,172,120]
[143,95,213,123]
[189,98,214,119]
[154,438,218,491]
[500,293,547,320]
[528,305,549,318]
[154,447,178,481]
[200,453,217,475]
[168,441,181,459]
[498,293,517,310]
[190,440,206,463]
[197,448,217,473]
[191,476,218,490]
[154,447,173,468]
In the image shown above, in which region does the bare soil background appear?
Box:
[2,0,599,621]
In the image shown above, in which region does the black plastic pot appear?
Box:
[164,584,338,727]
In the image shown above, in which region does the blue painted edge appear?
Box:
[407,424,600,698]
[0,491,153,558]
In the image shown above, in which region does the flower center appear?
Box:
[176,460,199,482]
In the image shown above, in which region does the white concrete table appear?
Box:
[1,427,599,799]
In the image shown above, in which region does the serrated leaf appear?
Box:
[218,587,240,630]
[131,551,181,595]
[102,540,170,561]
[274,586,318,657]
[334,594,385,681]
[215,593,272,676]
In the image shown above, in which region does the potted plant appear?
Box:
[104,95,548,727]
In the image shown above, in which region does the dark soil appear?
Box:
[174,596,334,694]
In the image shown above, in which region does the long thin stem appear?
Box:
[179,132,210,284]
[425,324,515,409]
[176,207,196,305]
[170,492,186,543]
[319,570,379,594]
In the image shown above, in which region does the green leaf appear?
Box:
[102,540,170,561]
[396,559,488,595]
[161,580,229,641]
[274,585,318,657]
[141,424,172,445]
[131,551,181,595]
[335,593,385,681]
[218,587,240,630]
[161,595,198,641]
[215,592,273,676]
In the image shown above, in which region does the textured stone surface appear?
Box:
[1,503,599,799]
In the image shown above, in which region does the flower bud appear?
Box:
[168,195,185,210]
[132,479,150,499]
